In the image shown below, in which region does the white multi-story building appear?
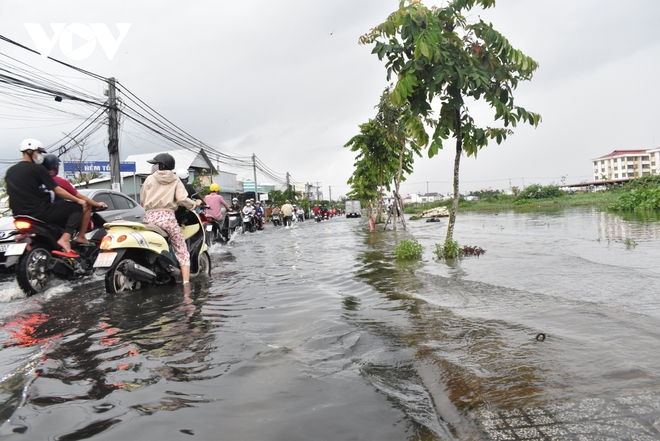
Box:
[592,149,656,181]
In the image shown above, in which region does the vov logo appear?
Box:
[24,23,131,61]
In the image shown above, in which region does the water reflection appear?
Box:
[596,210,660,241]
[0,279,219,439]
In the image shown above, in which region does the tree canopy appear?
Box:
[344,89,421,220]
[361,0,541,249]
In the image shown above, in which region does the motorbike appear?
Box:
[197,203,222,246]
[242,212,257,233]
[93,208,211,294]
[221,210,243,242]
[8,211,108,296]
[271,213,281,227]
[203,215,223,245]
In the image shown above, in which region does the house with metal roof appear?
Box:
[69,149,238,203]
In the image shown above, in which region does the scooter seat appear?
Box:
[141,223,169,238]
[104,220,169,238]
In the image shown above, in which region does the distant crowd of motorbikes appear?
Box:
[201,200,341,247]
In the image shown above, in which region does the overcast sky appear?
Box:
[2,0,660,198]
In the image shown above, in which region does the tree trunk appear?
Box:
[446,110,463,243]
[376,169,384,223]
[392,143,407,231]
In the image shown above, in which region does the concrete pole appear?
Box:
[107,78,121,191]
[252,153,259,202]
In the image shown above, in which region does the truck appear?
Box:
[345,200,362,218]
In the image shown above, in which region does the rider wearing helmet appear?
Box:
[141,153,202,285]
[242,199,254,216]
[253,200,264,229]
[175,168,202,201]
[5,139,89,255]
[41,154,106,234]
[203,182,231,221]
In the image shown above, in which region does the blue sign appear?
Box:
[63,161,136,173]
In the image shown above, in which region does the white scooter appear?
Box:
[94,209,211,293]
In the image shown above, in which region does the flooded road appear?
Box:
[0,207,659,440]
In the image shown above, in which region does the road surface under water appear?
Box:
[0,207,658,440]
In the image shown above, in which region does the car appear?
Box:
[77,189,145,222]
[0,214,20,270]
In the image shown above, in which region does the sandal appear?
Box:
[53,250,80,258]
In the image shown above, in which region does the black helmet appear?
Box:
[42,154,60,171]
[147,153,175,170]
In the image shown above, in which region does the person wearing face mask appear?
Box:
[5,139,89,255]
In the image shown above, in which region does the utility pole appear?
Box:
[286,172,290,199]
[329,186,332,203]
[316,182,320,201]
[107,77,121,191]
[252,153,259,202]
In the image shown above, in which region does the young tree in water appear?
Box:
[345,89,421,225]
[345,119,395,220]
[361,0,541,254]
[373,89,422,229]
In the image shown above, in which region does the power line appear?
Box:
[0,34,307,190]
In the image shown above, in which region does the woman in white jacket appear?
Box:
[141,153,201,284]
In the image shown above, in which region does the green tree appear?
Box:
[345,119,398,221]
[268,190,286,206]
[345,89,420,224]
[374,89,421,229]
[361,0,541,250]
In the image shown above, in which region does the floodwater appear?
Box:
[0,207,659,440]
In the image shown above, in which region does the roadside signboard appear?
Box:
[63,161,136,173]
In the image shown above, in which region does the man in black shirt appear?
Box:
[5,139,88,255]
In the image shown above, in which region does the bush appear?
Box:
[435,238,461,260]
[623,175,660,190]
[394,238,423,260]
[607,188,660,211]
[515,184,565,203]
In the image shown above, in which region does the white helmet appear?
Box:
[19,138,46,152]
[175,169,189,180]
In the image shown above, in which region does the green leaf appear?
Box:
[428,140,441,158]
[420,40,430,58]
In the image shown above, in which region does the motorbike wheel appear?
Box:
[198,251,211,276]
[105,257,142,294]
[16,246,52,296]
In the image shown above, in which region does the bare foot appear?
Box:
[57,238,72,253]
[74,237,90,245]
